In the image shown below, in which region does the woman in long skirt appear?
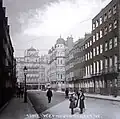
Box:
[78,90,85,114]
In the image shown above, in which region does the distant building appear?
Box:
[39,55,49,89]
[48,35,74,90]
[16,47,49,90]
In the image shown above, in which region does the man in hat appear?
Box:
[46,88,53,103]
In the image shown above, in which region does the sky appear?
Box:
[3,0,112,57]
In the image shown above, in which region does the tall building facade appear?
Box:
[48,36,74,90]
[65,34,91,92]
[90,0,120,95]
[65,0,120,95]
[0,0,16,108]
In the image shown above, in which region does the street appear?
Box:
[28,91,120,119]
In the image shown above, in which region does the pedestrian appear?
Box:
[75,90,80,108]
[78,90,85,114]
[20,87,24,98]
[65,88,69,98]
[69,93,77,115]
[17,87,20,98]
[16,87,19,98]
[46,88,53,103]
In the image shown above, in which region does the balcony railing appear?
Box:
[101,66,118,74]
[91,66,118,77]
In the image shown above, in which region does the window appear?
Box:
[113,5,116,14]
[108,9,112,18]
[96,33,99,40]
[93,35,95,42]
[61,59,62,64]
[58,59,59,64]
[104,13,107,21]
[100,60,103,72]
[114,55,117,68]
[61,74,62,79]
[90,65,92,75]
[93,62,96,74]
[97,61,99,73]
[85,43,87,49]
[96,20,99,27]
[88,42,89,47]
[100,30,103,38]
[114,20,117,29]
[86,66,88,76]
[100,17,102,24]
[85,54,87,61]
[104,27,107,35]
[90,51,92,59]
[109,57,112,67]
[105,42,108,51]
[93,23,95,30]
[90,40,92,46]
[109,24,112,32]
[100,44,103,53]
[88,65,90,75]
[105,58,108,67]
[109,39,112,49]
[114,37,118,47]
[93,48,95,56]
[88,53,90,60]
[96,46,99,55]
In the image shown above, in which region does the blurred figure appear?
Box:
[65,88,69,98]
[20,87,24,98]
[69,93,77,115]
[78,90,85,114]
[46,88,53,103]
[16,87,20,98]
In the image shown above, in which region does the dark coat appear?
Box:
[76,91,80,99]
[79,93,85,109]
[46,90,53,97]
[69,96,77,109]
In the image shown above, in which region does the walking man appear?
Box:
[46,88,53,103]
[65,88,69,98]
[78,90,85,114]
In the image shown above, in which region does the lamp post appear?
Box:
[23,66,27,103]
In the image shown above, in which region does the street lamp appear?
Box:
[23,66,27,103]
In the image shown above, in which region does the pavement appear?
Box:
[28,90,120,119]
[41,98,120,119]
[0,90,120,119]
[55,90,120,102]
[0,97,39,119]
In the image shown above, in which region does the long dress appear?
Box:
[79,93,85,109]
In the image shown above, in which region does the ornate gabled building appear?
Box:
[48,35,74,90]
[16,47,49,90]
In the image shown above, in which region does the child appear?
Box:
[69,93,77,115]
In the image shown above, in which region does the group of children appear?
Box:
[69,90,85,115]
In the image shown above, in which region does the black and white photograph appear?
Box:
[0,0,120,119]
